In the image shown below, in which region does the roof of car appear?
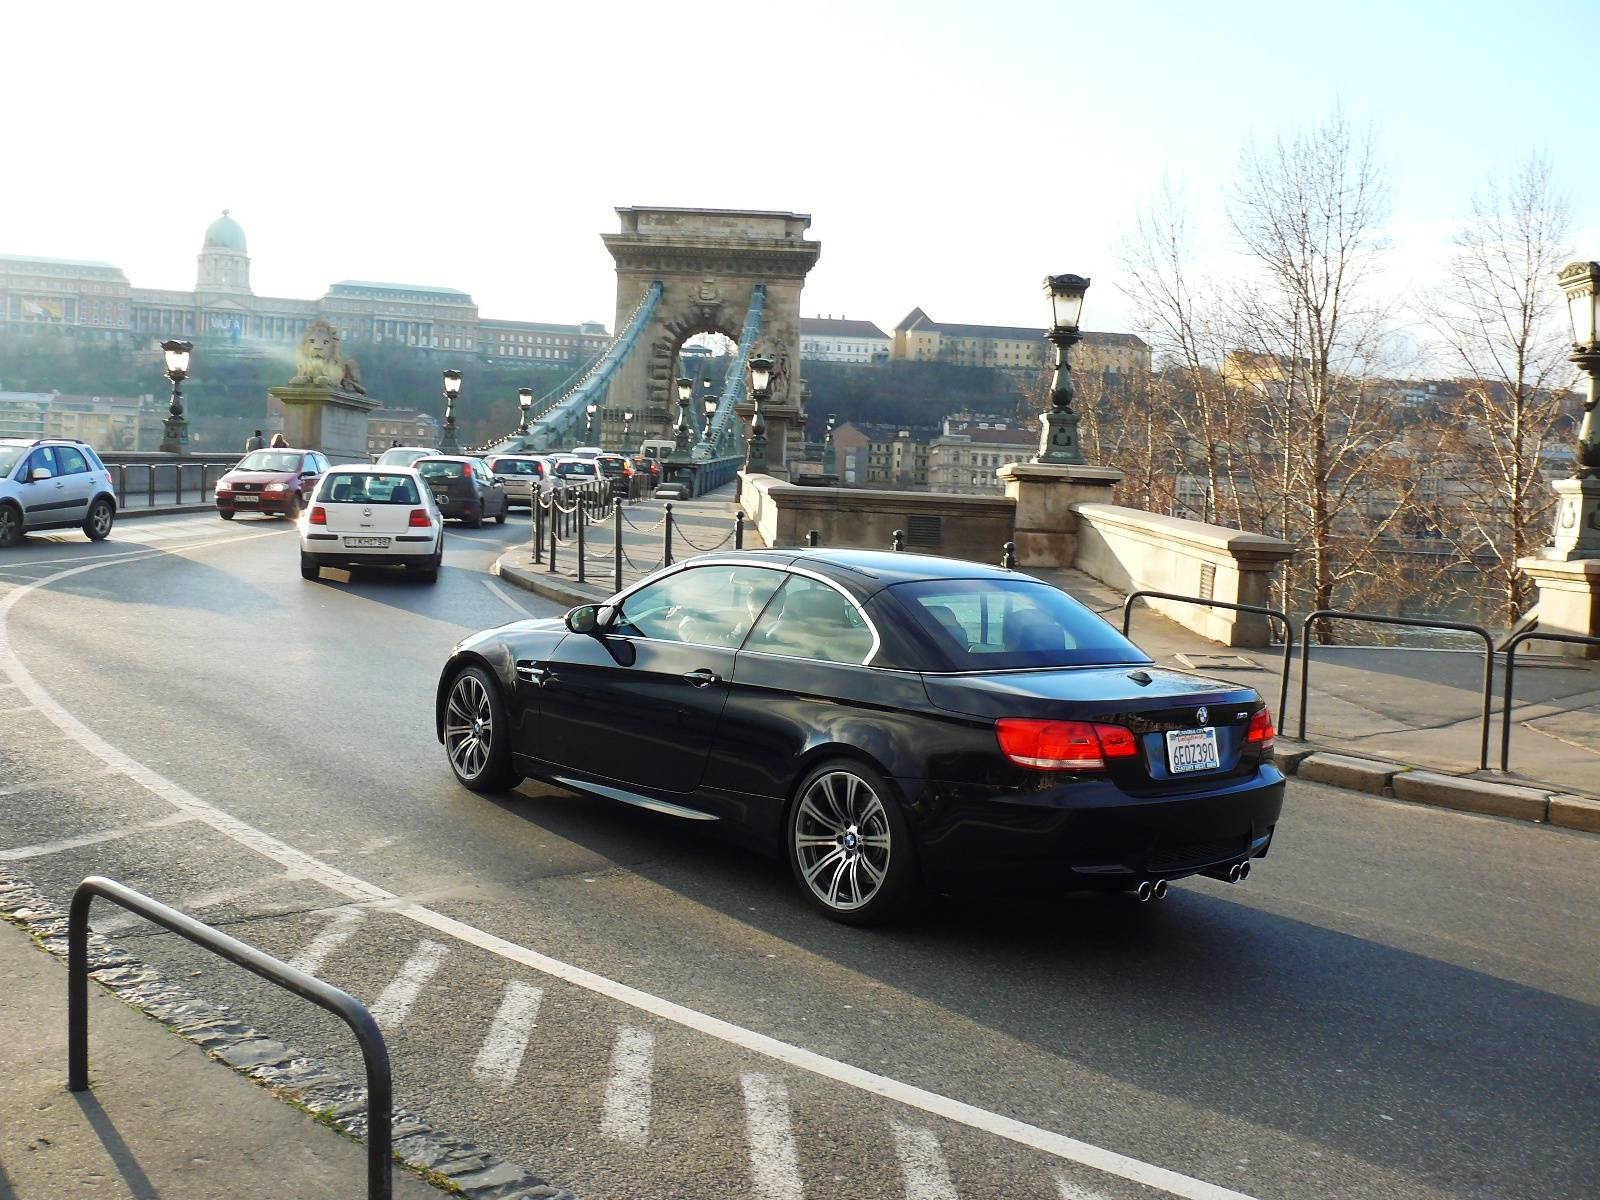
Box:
[326,463,423,475]
[724,548,1034,592]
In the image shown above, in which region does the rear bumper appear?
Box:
[302,534,438,566]
[218,495,295,514]
[896,766,1285,893]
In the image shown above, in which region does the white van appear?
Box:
[637,438,675,461]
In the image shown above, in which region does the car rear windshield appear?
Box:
[557,462,596,476]
[416,461,468,479]
[320,473,420,504]
[237,451,302,472]
[596,458,627,475]
[890,578,1149,671]
[490,458,543,476]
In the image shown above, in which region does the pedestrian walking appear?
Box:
[268,432,289,448]
[244,429,265,451]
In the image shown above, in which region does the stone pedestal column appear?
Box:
[267,386,381,463]
[998,462,1123,567]
[1517,556,1600,658]
[734,400,801,480]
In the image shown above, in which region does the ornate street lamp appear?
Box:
[517,387,533,435]
[586,402,598,441]
[622,409,634,449]
[440,369,463,453]
[1558,261,1600,479]
[823,412,837,475]
[674,377,695,456]
[704,396,719,441]
[745,356,773,475]
[1035,273,1090,466]
[158,339,193,454]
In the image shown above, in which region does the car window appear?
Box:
[0,446,25,476]
[319,472,420,504]
[24,448,58,479]
[239,451,302,472]
[56,446,89,475]
[417,461,465,479]
[613,566,784,648]
[745,575,874,664]
[892,578,1148,670]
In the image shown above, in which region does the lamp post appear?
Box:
[1547,261,1600,559]
[745,356,772,475]
[1035,273,1090,465]
[517,387,533,436]
[158,340,193,454]
[440,369,463,453]
[704,397,718,443]
[586,403,598,442]
[622,409,634,450]
[823,412,837,475]
[674,377,695,456]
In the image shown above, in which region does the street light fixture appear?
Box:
[1035,273,1090,466]
[674,377,695,456]
[1558,261,1600,480]
[745,355,773,475]
[440,369,463,453]
[586,402,598,441]
[622,409,634,449]
[517,387,533,435]
[158,339,193,454]
[704,397,719,441]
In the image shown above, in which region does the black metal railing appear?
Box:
[1499,630,1600,772]
[1297,610,1495,771]
[1122,592,1293,725]
[68,876,394,1200]
[100,454,241,511]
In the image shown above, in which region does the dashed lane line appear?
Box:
[0,812,197,861]
[0,527,1263,1200]
[891,1120,961,1200]
[599,1025,655,1148]
[93,878,287,935]
[371,939,450,1030]
[741,1072,804,1200]
[286,907,367,976]
[472,981,544,1091]
[1058,1173,1115,1200]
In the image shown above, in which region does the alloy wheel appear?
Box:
[793,770,892,912]
[0,506,20,547]
[445,671,494,781]
[88,500,113,539]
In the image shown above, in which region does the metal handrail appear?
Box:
[1296,610,1495,771]
[1121,591,1292,725]
[1499,630,1600,773]
[68,876,393,1200]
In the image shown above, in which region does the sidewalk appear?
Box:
[495,525,1600,820]
[0,916,442,1199]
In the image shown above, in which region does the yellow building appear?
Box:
[892,308,1150,378]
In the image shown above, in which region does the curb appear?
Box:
[1279,744,1599,832]
[494,553,606,609]
[0,870,576,1200]
[118,503,215,519]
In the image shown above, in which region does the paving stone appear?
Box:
[1548,794,1600,834]
[1390,771,1549,822]
[1295,752,1402,794]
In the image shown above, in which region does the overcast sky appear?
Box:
[5,0,1596,342]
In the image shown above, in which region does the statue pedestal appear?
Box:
[1518,555,1600,659]
[735,400,802,480]
[998,462,1123,567]
[1546,476,1600,560]
[268,386,381,463]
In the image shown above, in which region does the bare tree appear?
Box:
[1427,154,1574,625]
[1229,111,1405,634]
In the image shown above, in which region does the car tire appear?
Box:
[0,502,22,548]
[464,506,482,529]
[442,664,521,792]
[494,501,507,525]
[786,760,922,926]
[83,497,115,542]
[286,494,302,521]
[218,509,236,521]
[300,552,321,581]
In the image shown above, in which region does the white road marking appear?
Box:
[371,939,449,1029]
[286,907,367,976]
[741,1072,803,1200]
[0,534,1262,1200]
[599,1025,655,1147]
[0,766,118,799]
[94,880,275,934]
[472,981,543,1090]
[1057,1173,1114,1200]
[891,1120,960,1200]
[481,578,533,617]
[0,812,196,861]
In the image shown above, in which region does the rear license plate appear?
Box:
[344,536,390,548]
[233,495,258,504]
[434,493,449,504]
[1166,727,1220,773]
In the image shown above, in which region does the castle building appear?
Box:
[891,307,1150,378]
[1,212,608,365]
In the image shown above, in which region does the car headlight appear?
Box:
[265,482,290,493]
[215,481,231,494]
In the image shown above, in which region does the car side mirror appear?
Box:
[30,467,50,482]
[565,604,601,635]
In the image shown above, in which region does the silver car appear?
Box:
[0,438,118,547]
[485,454,555,508]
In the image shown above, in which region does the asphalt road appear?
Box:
[1,511,1596,1200]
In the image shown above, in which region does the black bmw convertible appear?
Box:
[436,549,1284,924]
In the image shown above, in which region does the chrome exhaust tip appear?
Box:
[1151,878,1169,900]
[1134,880,1154,902]
[1226,862,1244,883]
[1238,860,1251,881]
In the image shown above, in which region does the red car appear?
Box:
[215,448,331,519]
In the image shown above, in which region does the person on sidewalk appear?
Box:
[244,430,265,451]
[269,433,289,448]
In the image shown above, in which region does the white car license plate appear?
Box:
[434,492,449,504]
[233,495,257,504]
[1166,727,1220,773]
[344,536,390,548]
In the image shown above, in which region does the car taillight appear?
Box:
[408,508,431,527]
[1246,708,1275,751]
[462,463,473,478]
[995,718,1139,771]
[308,506,326,525]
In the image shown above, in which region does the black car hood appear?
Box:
[921,665,1259,723]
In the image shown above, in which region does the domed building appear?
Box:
[195,210,251,296]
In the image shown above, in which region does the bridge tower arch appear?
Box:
[601,207,820,475]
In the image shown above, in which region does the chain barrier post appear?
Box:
[533,493,543,563]
[1001,541,1017,570]
[548,493,558,573]
[664,502,674,568]
[614,499,624,593]
[892,529,906,552]
[577,498,587,584]
[735,511,745,550]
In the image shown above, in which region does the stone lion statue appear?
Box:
[290,319,365,393]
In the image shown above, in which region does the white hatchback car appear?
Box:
[299,466,444,583]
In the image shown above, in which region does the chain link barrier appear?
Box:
[671,523,737,553]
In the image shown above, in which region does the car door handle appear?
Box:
[683,668,722,687]
[515,661,550,685]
